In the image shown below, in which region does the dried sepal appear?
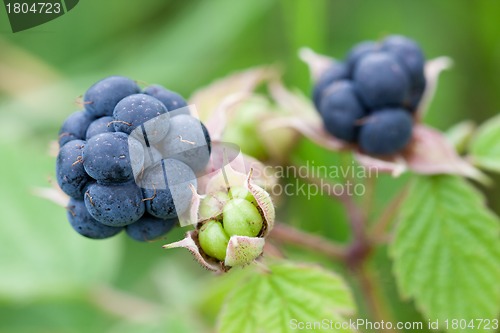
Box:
[32,186,70,207]
[224,236,265,267]
[245,170,275,236]
[189,66,278,123]
[264,116,349,151]
[404,125,488,183]
[268,80,317,120]
[299,47,335,82]
[353,153,407,177]
[162,230,223,272]
[416,56,453,118]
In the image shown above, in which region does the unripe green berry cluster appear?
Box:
[198,186,263,261]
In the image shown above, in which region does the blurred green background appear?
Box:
[1,0,499,332]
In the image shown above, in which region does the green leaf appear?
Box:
[469,114,500,172]
[218,261,356,333]
[390,175,500,332]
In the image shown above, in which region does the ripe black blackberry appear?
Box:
[56,76,211,241]
[313,35,426,155]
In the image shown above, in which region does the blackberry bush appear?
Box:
[46,33,500,333]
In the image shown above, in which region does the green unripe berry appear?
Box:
[199,191,230,220]
[198,220,230,261]
[222,97,270,160]
[223,198,263,237]
[228,186,257,205]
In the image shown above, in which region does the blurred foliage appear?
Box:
[1,0,499,332]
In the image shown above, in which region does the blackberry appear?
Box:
[57,77,212,242]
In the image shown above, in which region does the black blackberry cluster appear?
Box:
[56,76,211,241]
[313,35,426,155]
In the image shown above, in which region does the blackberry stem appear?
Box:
[269,223,347,261]
[282,165,399,331]
[370,183,410,243]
